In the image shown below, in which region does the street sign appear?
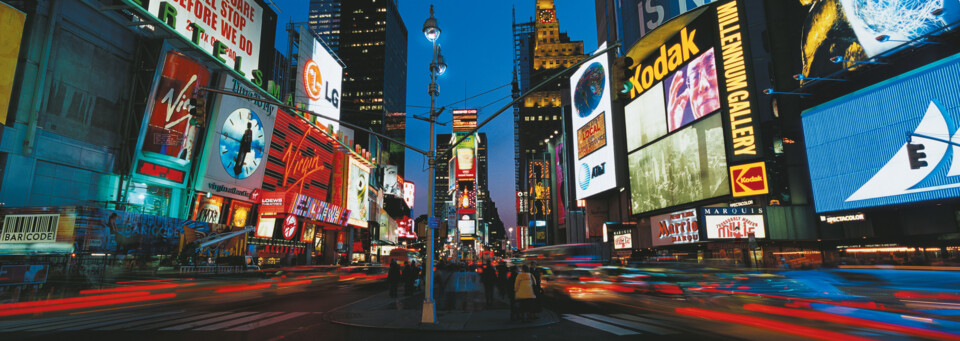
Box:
[428,217,439,229]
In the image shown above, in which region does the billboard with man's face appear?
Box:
[347,158,370,227]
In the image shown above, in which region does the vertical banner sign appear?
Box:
[571,42,617,199]
[198,75,276,201]
[0,3,24,125]
[729,161,768,197]
[296,25,343,130]
[402,181,416,209]
[142,51,212,162]
[137,0,263,77]
[454,135,477,179]
[347,157,370,227]
[555,142,566,225]
[715,0,762,162]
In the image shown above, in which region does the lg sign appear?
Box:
[302,59,339,108]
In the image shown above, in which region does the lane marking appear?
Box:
[194,312,284,331]
[128,312,234,330]
[95,311,211,330]
[4,313,127,332]
[160,311,258,331]
[582,314,677,335]
[224,312,310,331]
[63,311,182,330]
[563,314,640,336]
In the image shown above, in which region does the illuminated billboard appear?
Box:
[730,162,768,197]
[803,51,960,213]
[702,207,766,239]
[635,0,719,38]
[571,43,617,199]
[403,181,416,210]
[139,51,211,164]
[454,135,477,179]
[625,82,668,151]
[458,220,476,235]
[613,230,633,250]
[0,3,24,125]
[528,160,551,217]
[296,25,343,130]
[452,109,478,132]
[665,48,720,132]
[261,108,334,200]
[383,165,402,197]
[650,208,700,246]
[628,114,729,215]
[198,75,276,202]
[132,0,263,77]
[347,157,370,227]
[800,0,960,79]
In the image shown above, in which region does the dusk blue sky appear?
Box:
[272,0,598,230]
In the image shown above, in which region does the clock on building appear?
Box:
[538,9,555,23]
[219,108,265,179]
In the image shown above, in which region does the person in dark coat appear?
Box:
[481,261,498,307]
[507,266,520,321]
[387,259,401,298]
[496,262,509,299]
[402,261,414,296]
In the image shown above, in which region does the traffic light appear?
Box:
[612,56,634,100]
[907,143,927,169]
[189,96,207,127]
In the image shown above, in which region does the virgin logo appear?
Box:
[161,75,198,129]
[283,215,298,239]
[303,60,323,101]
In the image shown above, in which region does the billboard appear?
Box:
[0,264,48,285]
[261,109,334,200]
[198,76,275,202]
[347,157,370,227]
[0,3,24,125]
[454,135,477,179]
[457,188,477,215]
[383,165,402,197]
[528,160,551,217]
[730,162,768,197]
[452,109,478,132]
[702,206,766,239]
[625,82,668,151]
[634,0,719,38]
[803,51,960,213]
[0,214,59,244]
[650,208,700,246]
[555,142,566,225]
[613,230,633,249]
[296,25,343,130]
[571,43,617,199]
[664,48,721,132]
[136,0,263,77]
[800,0,960,79]
[629,114,729,215]
[141,51,211,163]
[458,220,476,235]
[403,181,416,210]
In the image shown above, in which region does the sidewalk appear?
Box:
[325,290,559,331]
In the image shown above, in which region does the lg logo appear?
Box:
[578,162,606,190]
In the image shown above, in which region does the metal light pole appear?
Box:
[422,4,445,324]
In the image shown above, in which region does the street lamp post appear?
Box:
[422,4,445,324]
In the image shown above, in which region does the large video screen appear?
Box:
[625,82,667,152]
[628,114,729,215]
[803,51,960,213]
[665,48,721,132]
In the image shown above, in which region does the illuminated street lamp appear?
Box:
[421,4,445,325]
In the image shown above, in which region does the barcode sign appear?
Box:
[1,214,60,243]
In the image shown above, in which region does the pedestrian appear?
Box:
[387,259,401,298]
[496,261,509,299]
[481,261,497,307]
[402,261,414,296]
[514,265,538,322]
[507,266,519,321]
[530,261,543,320]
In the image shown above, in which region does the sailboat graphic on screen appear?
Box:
[846,100,960,202]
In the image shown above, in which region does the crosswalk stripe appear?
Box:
[582,314,677,335]
[95,311,210,330]
[194,312,284,331]
[612,314,685,329]
[0,314,82,329]
[5,313,127,332]
[224,312,310,332]
[563,314,639,336]
[160,312,259,331]
[128,312,235,330]
[63,311,183,330]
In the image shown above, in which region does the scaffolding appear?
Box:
[512,7,535,193]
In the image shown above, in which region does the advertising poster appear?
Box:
[347,158,370,227]
[0,214,60,244]
[383,165,401,197]
[730,162,769,197]
[261,109,335,200]
[555,142,566,225]
[664,48,721,132]
[528,160,551,217]
[613,231,633,249]
[198,76,276,202]
[457,188,477,215]
[296,25,343,130]
[702,207,766,239]
[455,135,477,179]
[571,42,616,199]
[73,207,210,255]
[0,3,24,125]
[136,0,263,77]
[804,52,960,212]
[625,82,668,152]
[192,194,224,224]
[256,217,276,239]
[301,223,316,244]
[141,51,211,162]
[628,114,729,215]
[228,201,253,228]
[650,208,700,246]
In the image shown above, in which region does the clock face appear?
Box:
[219,108,265,179]
[538,9,554,23]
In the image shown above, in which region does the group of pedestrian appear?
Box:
[386,259,422,298]
[479,260,543,322]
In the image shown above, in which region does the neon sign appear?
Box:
[136,160,186,184]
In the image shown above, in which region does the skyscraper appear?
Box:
[309,0,409,175]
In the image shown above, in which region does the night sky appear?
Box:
[272,0,598,232]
